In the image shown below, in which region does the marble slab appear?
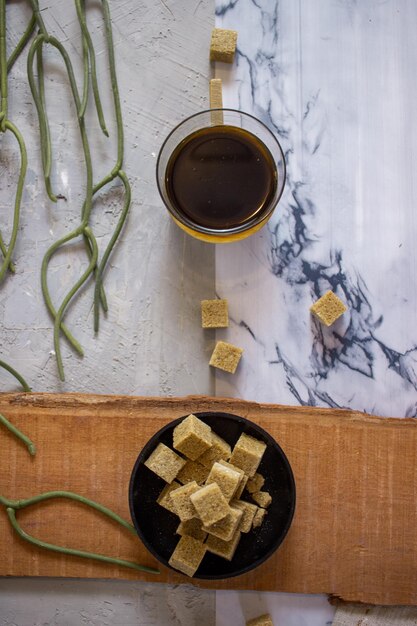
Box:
[215,0,417,418]
[215,0,417,623]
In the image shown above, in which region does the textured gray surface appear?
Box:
[0,579,215,626]
[1,0,215,624]
[0,0,215,396]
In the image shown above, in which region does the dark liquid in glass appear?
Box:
[165,125,277,230]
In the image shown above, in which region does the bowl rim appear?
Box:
[128,411,296,580]
[155,108,287,238]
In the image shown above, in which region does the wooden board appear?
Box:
[0,392,416,605]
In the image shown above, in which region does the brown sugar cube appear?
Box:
[206,461,242,502]
[176,518,207,542]
[218,460,248,498]
[246,614,274,626]
[252,507,267,529]
[247,473,265,494]
[177,460,210,485]
[198,432,231,468]
[173,414,213,461]
[157,480,181,514]
[209,341,243,374]
[168,536,206,577]
[310,290,347,327]
[210,28,238,63]
[203,505,242,541]
[205,530,241,561]
[144,443,186,483]
[234,473,249,498]
[209,79,224,125]
[170,481,200,521]
[201,299,228,328]
[190,483,229,526]
[251,490,272,509]
[231,500,258,533]
[230,433,266,477]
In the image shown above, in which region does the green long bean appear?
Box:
[75,0,108,135]
[26,1,131,378]
[0,413,36,455]
[53,226,98,381]
[28,30,99,377]
[0,232,15,272]
[0,491,159,574]
[0,121,28,282]
[91,0,131,331]
[94,171,131,332]
[0,1,28,282]
[0,359,31,391]
[7,13,36,73]
[27,35,56,202]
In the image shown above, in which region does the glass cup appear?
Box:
[156,109,286,243]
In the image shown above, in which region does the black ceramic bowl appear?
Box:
[129,412,296,579]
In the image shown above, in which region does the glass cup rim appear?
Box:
[156,108,287,238]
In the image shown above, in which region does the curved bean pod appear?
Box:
[0,359,31,392]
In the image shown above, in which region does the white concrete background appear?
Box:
[1,0,216,624]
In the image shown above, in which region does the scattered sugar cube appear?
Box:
[170,481,200,521]
[310,290,347,327]
[209,79,224,125]
[246,614,274,626]
[247,473,265,494]
[190,482,230,526]
[177,460,210,485]
[201,298,228,328]
[198,432,231,468]
[230,433,266,477]
[231,500,258,533]
[173,414,213,461]
[203,505,242,541]
[168,535,206,577]
[157,481,182,514]
[205,530,241,561]
[144,443,186,483]
[206,461,242,501]
[251,490,272,508]
[210,28,238,63]
[209,340,243,374]
[176,518,207,542]
[252,507,267,529]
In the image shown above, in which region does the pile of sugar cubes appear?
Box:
[144,414,271,577]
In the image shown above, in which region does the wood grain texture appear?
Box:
[0,392,416,605]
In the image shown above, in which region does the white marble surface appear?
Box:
[215,0,417,623]
[0,1,216,624]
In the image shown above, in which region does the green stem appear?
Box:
[54,226,98,381]
[91,0,129,326]
[29,0,48,38]
[0,231,15,273]
[94,171,130,332]
[27,35,57,202]
[0,413,36,455]
[36,40,55,201]
[0,359,31,391]
[0,490,159,574]
[0,121,28,283]
[7,13,36,73]
[102,0,124,172]
[41,231,85,356]
[75,0,108,136]
[0,0,7,131]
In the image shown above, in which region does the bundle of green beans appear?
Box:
[1,0,131,385]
